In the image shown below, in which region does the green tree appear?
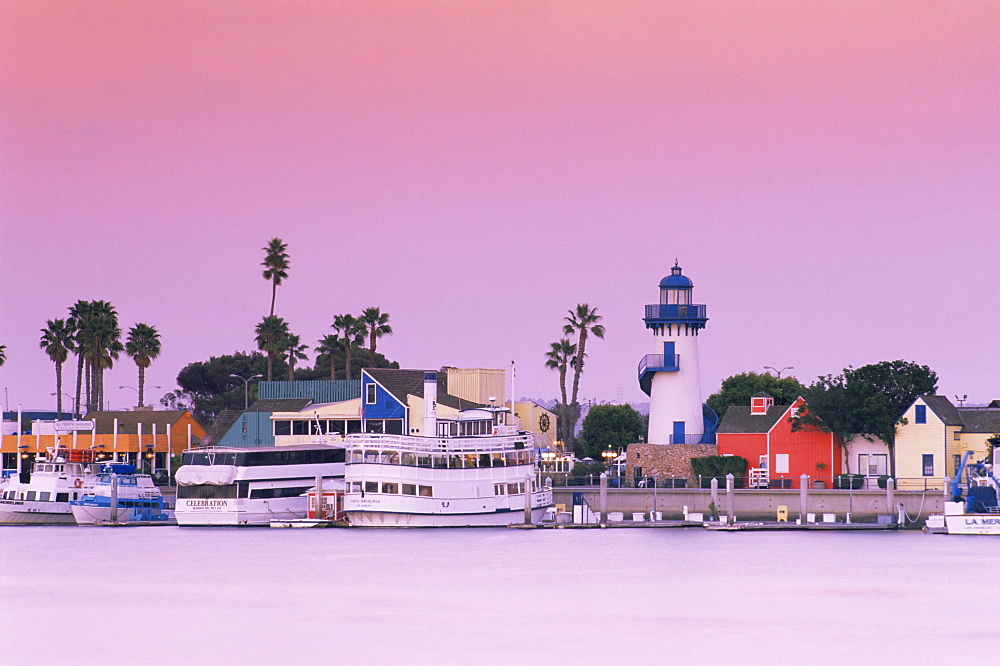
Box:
[125,323,162,407]
[562,304,605,448]
[706,371,807,417]
[169,352,270,426]
[791,360,938,477]
[255,315,290,381]
[359,307,393,368]
[578,404,645,460]
[39,319,75,418]
[262,237,290,317]
[281,333,309,381]
[76,301,121,412]
[544,338,576,445]
[315,334,341,380]
[331,314,365,380]
[0,344,6,366]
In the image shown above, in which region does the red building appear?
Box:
[717,394,843,489]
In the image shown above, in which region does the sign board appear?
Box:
[53,420,96,431]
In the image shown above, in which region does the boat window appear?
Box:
[381,483,398,494]
[464,454,479,468]
[506,483,519,495]
[348,449,363,464]
[402,484,416,495]
[249,486,310,499]
[380,451,400,465]
[364,450,378,463]
[364,481,379,493]
[39,492,51,502]
[517,451,528,465]
[401,452,416,466]
[349,482,362,493]
[494,484,505,496]
[492,453,505,467]
[449,455,463,469]
[433,455,448,469]
[417,454,432,468]
[177,484,237,499]
[26,491,36,501]
[479,454,491,467]
[505,452,518,466]
[56,492,69,503]
[418,485,433,497]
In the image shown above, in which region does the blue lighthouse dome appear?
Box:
[659,263,693,289]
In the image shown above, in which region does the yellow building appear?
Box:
[894,396,1000,490]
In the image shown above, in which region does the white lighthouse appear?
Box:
[639,263,710,445]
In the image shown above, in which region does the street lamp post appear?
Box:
[230,374,263,411]
[119,385,161,409]
[50,392,74,419]
[764,366,794,379]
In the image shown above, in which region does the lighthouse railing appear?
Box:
[644,304,706,320]
[638,354,680,375]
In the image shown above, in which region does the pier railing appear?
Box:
[558,474,947,492]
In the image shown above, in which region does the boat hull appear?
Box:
[346,504,553,528]
[944,513,1000,535]
[0,500,76,525]
[175,497,310,526]
[71,504,172,526]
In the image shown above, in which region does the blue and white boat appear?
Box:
[70,463,171,526]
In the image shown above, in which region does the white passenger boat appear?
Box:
[70,463,171,526]
[341,373,553,527]
[173,444,346,526]
[0,448,98,525]
[927,452,1000,535]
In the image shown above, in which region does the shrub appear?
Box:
[692,455,748,488]
[834,474,864,490]
[877,475,891,490]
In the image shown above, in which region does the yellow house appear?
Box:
[894,396,1000,490]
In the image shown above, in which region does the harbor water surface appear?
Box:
[2,526,996,664]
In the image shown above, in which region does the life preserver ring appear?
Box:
[73,478,83,488]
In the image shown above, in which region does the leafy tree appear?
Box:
[706,371,807,417]
[255,315,290,381]
[281,333,309,381]
[331,313,365,381]
[39,319,75,417]
[261,237,290,317]
[315,334,341,380]
[791,360,938,477]
[578,404,645,460]
[359,307,392,369]
[562,304,605,447]
[544,338,576,445]
[125,323,162,407]
[168,352,269,426]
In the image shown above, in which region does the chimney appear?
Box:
[423,372,437,437]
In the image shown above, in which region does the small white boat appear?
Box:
[0,448,99,525]
[928,452,1000,535]
[70,463,171,526]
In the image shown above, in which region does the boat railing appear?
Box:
[344,432,533,453]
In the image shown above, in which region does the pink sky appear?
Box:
[2,1,997,412]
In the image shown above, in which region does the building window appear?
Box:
[775,454,789,474]
[922,454,934,477]
[915,405,926,424]
[858,454,887,476]
[366,383,377,404]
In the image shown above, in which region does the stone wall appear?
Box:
[625,443,718,481]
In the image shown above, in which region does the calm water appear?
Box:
[1,526,997,665]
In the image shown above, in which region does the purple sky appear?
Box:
[2,2,998,413]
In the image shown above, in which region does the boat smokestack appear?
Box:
[423,371,438,437]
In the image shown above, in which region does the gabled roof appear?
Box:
[246,398,312,413]
[204,410,242,446]
[920,395,963,426]
[365,368,484,412]
[83,410,201,435]
[958,409,1000,434]
[717,404,789,434]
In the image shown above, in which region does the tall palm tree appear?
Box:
[315,334,342,380]
[255,315,290,381]
[359,307,392,368]
[261,237,290,317]
[545,338,577,445]
[563,303,605,407]
[83,308,122,412]
[125,323,161,407]
[281,333,308,381]
[68,300,92,414]
[331,314,365,380]
[0,344,6,366]
[40,319,75,418]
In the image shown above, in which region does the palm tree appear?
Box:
[40,319,75,418]
[331,314,365,380]
[82,307,122,412]
[359,307,393,368]
[125,323,161,407]
[563,303,606,407]
[0,344,6,366]
[282,334,309,381]
[261,237,290,317]
[68,300,92,413]
[544,338,577,444]
[315,334,341,380]
[255,315,290,380]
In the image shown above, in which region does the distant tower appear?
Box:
[638,263,709,445]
